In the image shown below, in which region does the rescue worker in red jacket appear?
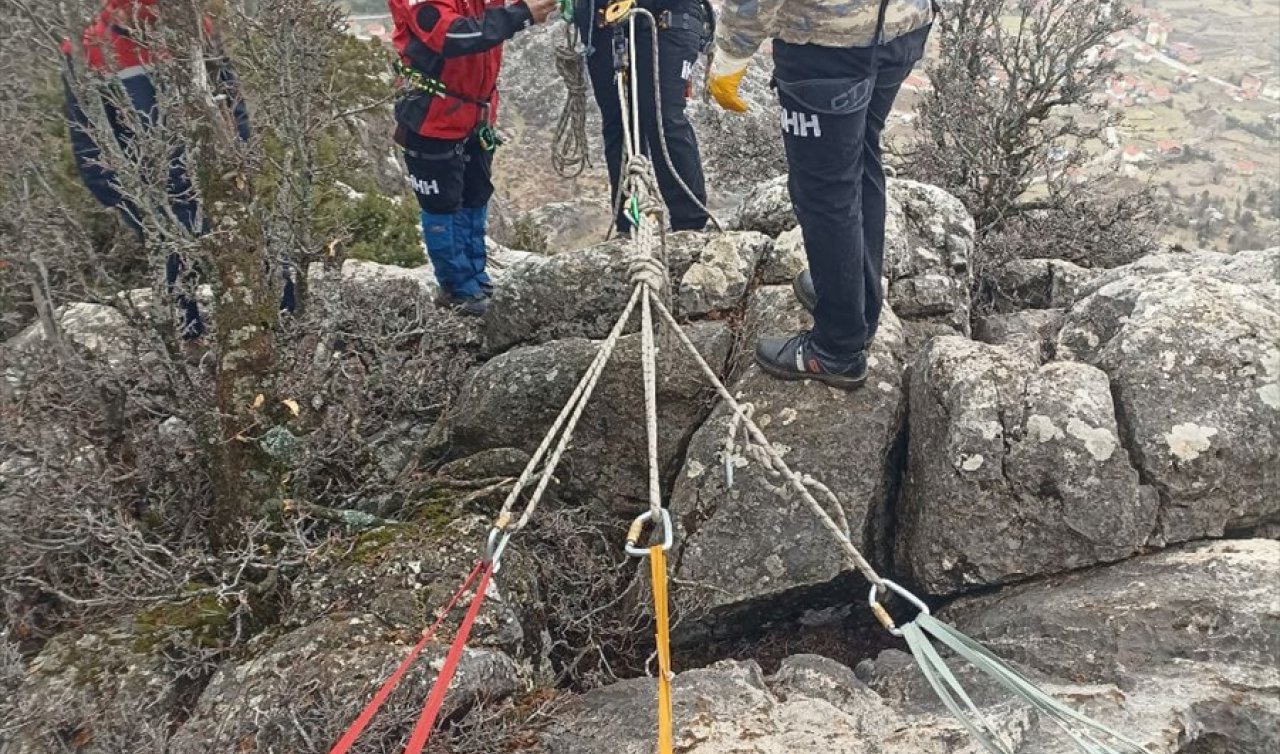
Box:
[390,0,558,316]
[62,0,291,341]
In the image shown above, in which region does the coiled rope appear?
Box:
[552,22,591,178]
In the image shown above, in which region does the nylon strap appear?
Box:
[402,562,495,754]
[649,545,674,754]
[329,560,488,754]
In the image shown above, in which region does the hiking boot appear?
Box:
[792,269,877,345]
[480,280,496,296]
[437,290,490,317]
[793,269,818,314]
[755,331,867,390]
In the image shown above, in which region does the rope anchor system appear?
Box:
[333,6,1153,754]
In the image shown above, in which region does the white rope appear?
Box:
[723,399,852,541]
[646,295,887,588]
[552,22,591,178]
[493,285,643,533]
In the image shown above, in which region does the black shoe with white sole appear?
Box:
[755,331,867,390]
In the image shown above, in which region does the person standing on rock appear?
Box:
[574,0,712,235]
[62,0,294,341]
[390,0,558,316]
[708,0,935,389]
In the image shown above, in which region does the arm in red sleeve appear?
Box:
[410,0,534,58]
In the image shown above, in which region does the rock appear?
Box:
[1058,271,1280,543]
[285,515,533,650]
[732,175,795,238]
[677,232,771,317]
[671,286,908,636]
[428,323,732,516]
[1075,247,1280,306]
[307,243,539,302]
[7,628,183,753]
[973,309,1066,365]
[534,656,1032,754]
[886,180,975,332]
[759,226,807,284]
[168,612,521,753]
[943,539,1280,753]
[986,258,1098,312]
[438,447,532,481]
[483,232,767,352]
[898,337,1153,596]
[518,198,614,254]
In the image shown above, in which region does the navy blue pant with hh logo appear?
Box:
[773,25,930,356]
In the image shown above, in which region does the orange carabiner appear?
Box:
[603,0,635,25]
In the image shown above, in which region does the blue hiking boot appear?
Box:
[459,204,493,295]
[422,210,487,316]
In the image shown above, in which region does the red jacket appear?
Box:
[66,0,217,75]
[390,0,533,141]
[80,0,159,73]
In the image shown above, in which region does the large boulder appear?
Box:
[941,539,1280,754]
[670,286,908,637]
[898,337,1154,596]
[886,180,975,332]
[427,323,732,517]
[737,179,975,332]
[482,231,769,352]
[168,612,521,753]
[1057,263,1280,543]
[534,655,1031,754]
[5,628,184,753]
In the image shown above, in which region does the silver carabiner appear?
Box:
[624,508,674,557]
[486,527,512,573]
[867,578,930,637]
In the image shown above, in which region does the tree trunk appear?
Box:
[206,174,281,548]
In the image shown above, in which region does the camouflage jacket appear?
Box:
[716,0,935,61]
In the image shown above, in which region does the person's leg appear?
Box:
[861,25,931,338]
[460,135,496,292]
[579,12,631,234]
[645,8,709,231]
[777,43,874,357]
[754,40,876,389]
[403,134,481,309]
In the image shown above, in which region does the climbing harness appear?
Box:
[394,59,502,153]
[334,5,1152,753]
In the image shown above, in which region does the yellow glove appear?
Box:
[708,54,751,113]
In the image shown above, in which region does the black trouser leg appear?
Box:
[861,32,926,337]
[644,23,708,231]
[579,7,708,233]
[775,41,875,356]
[773,27,929,355]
